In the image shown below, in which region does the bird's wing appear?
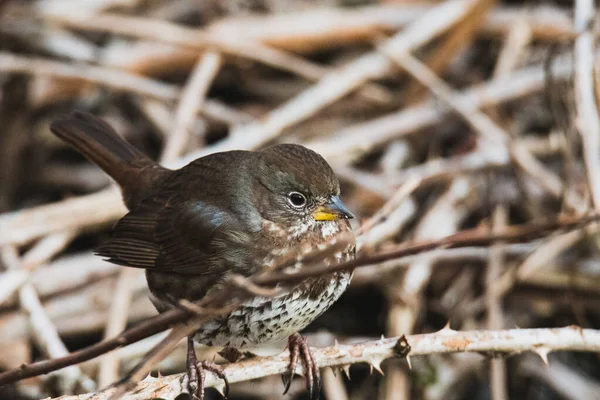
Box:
[96,189,251,275]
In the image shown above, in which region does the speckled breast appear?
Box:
[192,269,352,349]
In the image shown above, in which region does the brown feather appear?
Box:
[49,111,171,208]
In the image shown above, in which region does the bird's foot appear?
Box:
[187,337,229,400]
[282,333,321,400]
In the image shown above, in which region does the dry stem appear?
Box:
[51,326,600,400]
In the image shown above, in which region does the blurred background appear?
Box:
[1,0,599,399]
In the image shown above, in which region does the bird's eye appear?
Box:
[288,192,307,208]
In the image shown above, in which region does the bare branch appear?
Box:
[51,326,600,400]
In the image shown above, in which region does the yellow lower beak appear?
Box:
[312,209,340,221]
[312,196,354,221]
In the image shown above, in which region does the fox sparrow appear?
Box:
[50,112,355,400]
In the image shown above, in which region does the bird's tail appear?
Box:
[50,111,169,207]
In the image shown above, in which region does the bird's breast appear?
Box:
[192,219,355,349]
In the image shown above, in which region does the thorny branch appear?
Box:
[52,326,600,400]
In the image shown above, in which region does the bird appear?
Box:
[50,111,356,400]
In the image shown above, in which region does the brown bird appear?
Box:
[50,112,356,400]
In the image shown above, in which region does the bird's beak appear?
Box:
[312,196,355,221]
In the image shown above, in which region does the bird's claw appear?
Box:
[187,337,229,400]
[283,333,321,400]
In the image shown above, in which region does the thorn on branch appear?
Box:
[368,356,385,375]
[535,347,551,365]
[341,364,351,380]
